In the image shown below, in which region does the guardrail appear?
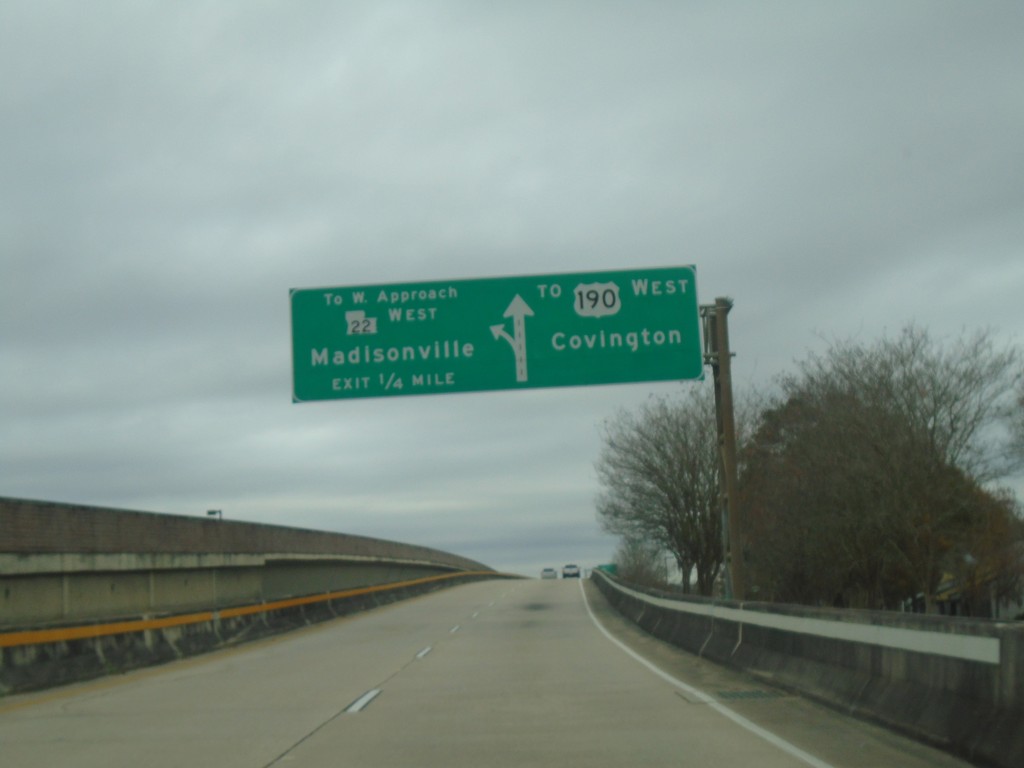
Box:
[591,569,1024,768]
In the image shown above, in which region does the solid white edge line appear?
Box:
[345,688,382,713]
[578,580,837,768]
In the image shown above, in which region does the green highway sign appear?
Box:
[290,266,702,401]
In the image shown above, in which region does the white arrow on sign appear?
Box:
[490,294,534,382]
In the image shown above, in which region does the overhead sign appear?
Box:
[290,266,702,401]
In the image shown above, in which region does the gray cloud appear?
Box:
[3,2,1023,576]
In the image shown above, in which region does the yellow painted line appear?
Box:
[0,609,365,715]
[0,571,499,649]
[0,577,510,715]
[0,611,215,647]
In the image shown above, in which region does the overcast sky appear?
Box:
[3,2,1023,576]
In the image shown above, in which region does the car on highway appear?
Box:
[561,564,581,578]
[540,567,558,579]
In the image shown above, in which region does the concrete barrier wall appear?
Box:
[260,561,451,600]
[1,559,470,627]
[593,570,1024,768]
[1,497,493,628]
[0,497,488,569]
[1,564,267,625]
[0,571,509,695]
[0,497,510,693]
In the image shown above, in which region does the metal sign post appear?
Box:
[702,297,743,600]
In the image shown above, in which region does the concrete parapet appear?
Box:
[0,497,512,695]
[593,570,1024,768]
[0,497,489,570]
[1,497,494,628]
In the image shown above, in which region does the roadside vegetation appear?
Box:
[596,324,1024,616]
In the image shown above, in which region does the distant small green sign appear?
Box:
[290,266,702,401]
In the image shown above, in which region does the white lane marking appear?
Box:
[471,611,480,619]
[578,581,836,768]
[450,625,461,634]
[344,688,382,713]
[416,646,432,660]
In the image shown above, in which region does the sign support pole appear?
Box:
[702,297,743,600]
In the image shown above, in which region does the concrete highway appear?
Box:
[0,578,973,767]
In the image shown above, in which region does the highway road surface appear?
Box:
[0,578,973,767]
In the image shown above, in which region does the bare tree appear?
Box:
[1011,377,1024,470]
[816,326,1021,481]
[595,386,722,595]
[741,325,1022,611]
[613,536,669,587]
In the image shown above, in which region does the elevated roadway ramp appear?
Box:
[0,578,975,768]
